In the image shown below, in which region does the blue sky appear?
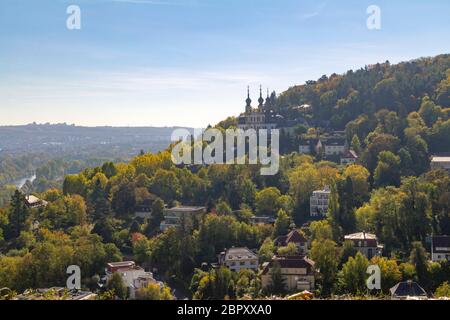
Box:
[0,0,449,127]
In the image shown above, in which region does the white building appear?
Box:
[218,247,259,272]
[299,143,312,154]
[104,261,159,299]
[321,138,347,156]
[431,236,450,262]
[344,232,383,259]
[310,187,331,217]
[431,156,450,171]
[24,195,48,209]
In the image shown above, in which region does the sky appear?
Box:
[0,0,449,128]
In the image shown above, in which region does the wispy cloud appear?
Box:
[298,2,327,21]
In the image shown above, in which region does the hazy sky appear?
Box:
[1,0,449,127]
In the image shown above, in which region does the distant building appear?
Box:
[321,137,347,156]
[340,149,358,166]
[249,216,276,225]
[160,206,206,231]
[390,281,428,300]
[310,187,331,217]
[218,247,259,272]
[24,195,48,209]
[299,136,348,158]
[104,261,159,300]
[344,232,383,259]
[134,193,159,219]
[431,236,450,262]
[261,256,315,292]
[299,142,313,154]
[237,86,278,131]
[431,156,450,171]
[15,287,96,300]
[237,86,305,133]
[274,230,308,255]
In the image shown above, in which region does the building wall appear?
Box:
[299,145,311,154]
[261,271,315,292]
[431,252,450,262]
[324,145,346,156]
[431,161,450,171]
[310,191,330,217]
[225,259,258,272]
[355,246,379,259]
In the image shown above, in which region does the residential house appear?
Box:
[274,229,308,255]
[24,195,48,209]
[160,206,206,231]
[431,156,450,171]
[134,193,159,219]
[340,149,358,166]
[431,236,450,262]
[218,247,259,272]
[310,187,331,217]
[103,261,159,299]
[321,137,347,156]
[261,256,315,292]
[299,143,312,154]
[390,281,428,300]
[344,232,383,259]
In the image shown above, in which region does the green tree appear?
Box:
[145,198,165,237]
[216,201,232,215]
[351,134,362,154]
[278,242,298,256]
[258,238,275,264]
[255,187,282,217]
[9,191,30,238]
[339,252,369,294]
[409,241,429,286]
[136,283,174,300]
[272,209,291,238]
[310,220,333,241]
[374,151,401,187]
[268,261,286,295]
[310,239,340,295]
[107,272,127,300]
[371,256,402,293]
[435,281,450,298]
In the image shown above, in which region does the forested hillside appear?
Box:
[1,55,450,300]
[275,54,450,130]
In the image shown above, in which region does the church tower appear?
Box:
[264,88,272,111]
[245,86,252,113]
[258,85,264,110]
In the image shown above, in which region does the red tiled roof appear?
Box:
[274,230,307,246]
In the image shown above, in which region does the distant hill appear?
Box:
[0,123,194,157]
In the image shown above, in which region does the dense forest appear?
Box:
[0,54,450,300]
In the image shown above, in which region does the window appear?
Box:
[240,261,245,266]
